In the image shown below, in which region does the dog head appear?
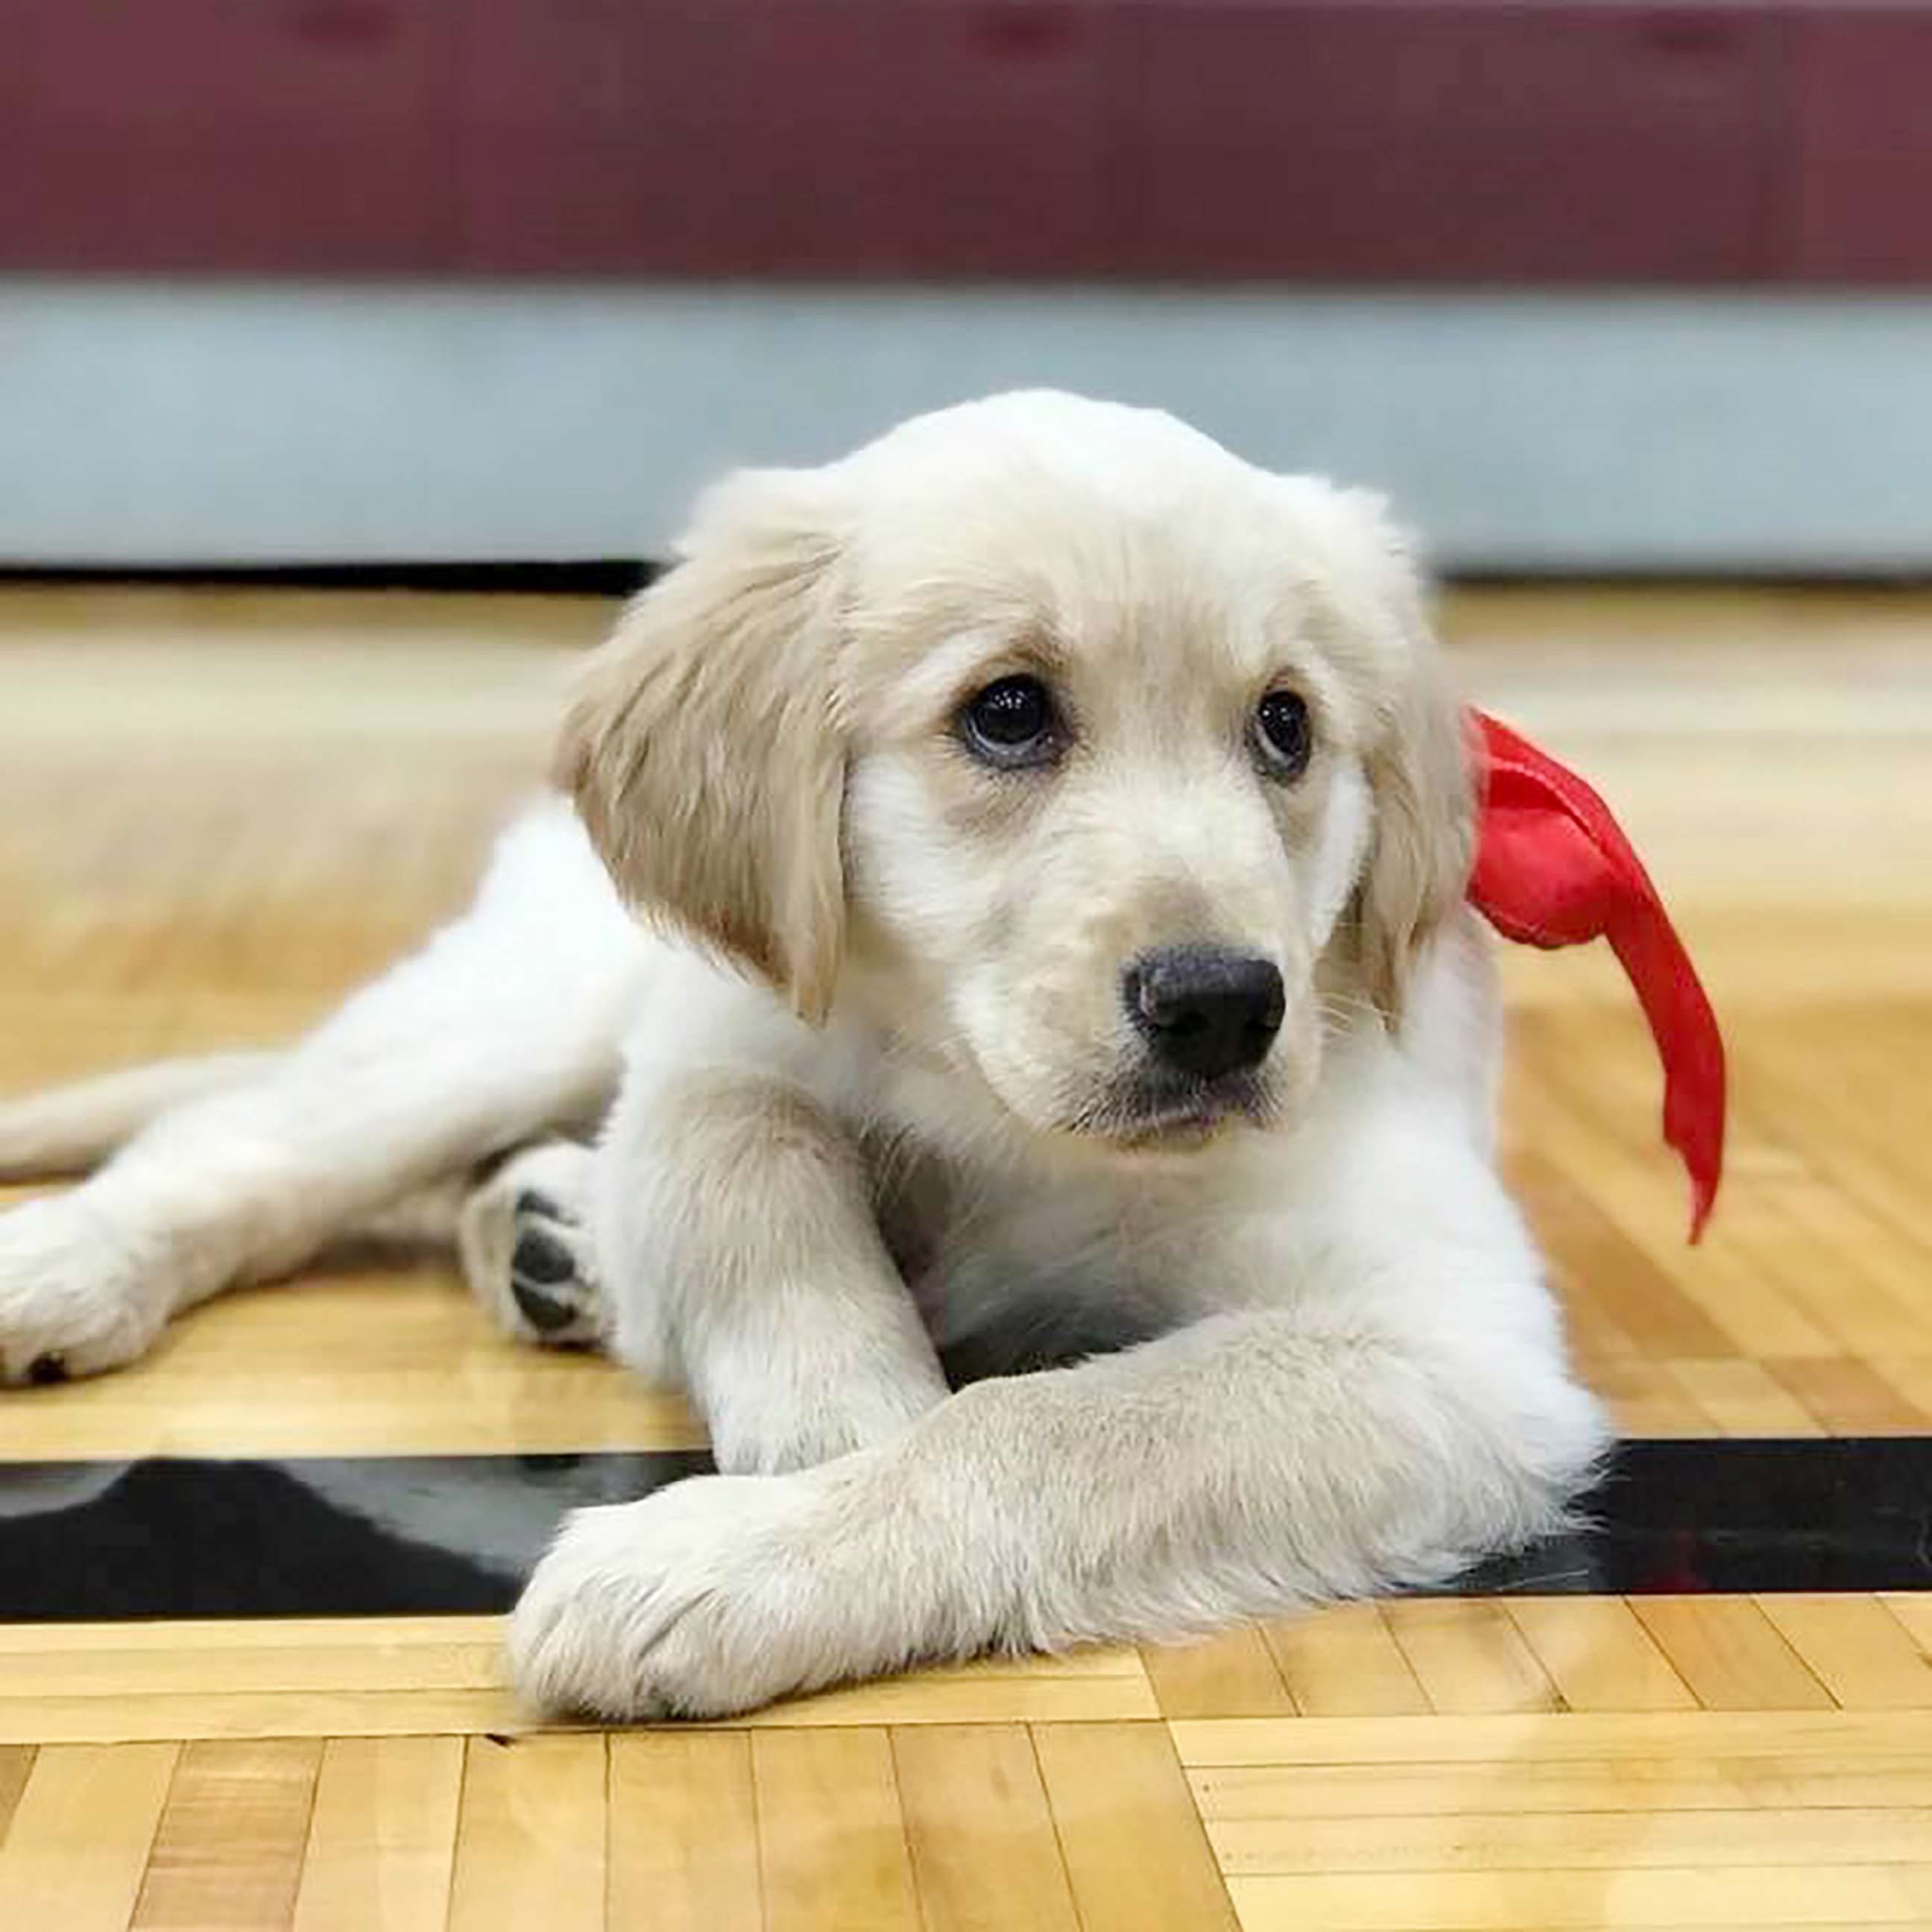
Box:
[558,391,1472,1153]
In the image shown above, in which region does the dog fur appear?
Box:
[0,392,1607,1719]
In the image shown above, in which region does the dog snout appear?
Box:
[1123,946,1285,1081]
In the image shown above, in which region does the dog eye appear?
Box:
[1252,689,1313,782]
[959,675,1059,768]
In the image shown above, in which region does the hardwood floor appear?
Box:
[1,583,1929,1929]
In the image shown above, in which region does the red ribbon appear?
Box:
[1465,710,1726,1241]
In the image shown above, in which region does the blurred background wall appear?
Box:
[4,0,1929,572]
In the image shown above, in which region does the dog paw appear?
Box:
[0,1194,170,1384]
[458,1144,604,1348]
[510,1469,911,1720]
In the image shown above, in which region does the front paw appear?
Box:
[0,1195,169,1384]
[510,1467,921,1720]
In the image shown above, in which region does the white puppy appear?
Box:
[0,392,1606,1718]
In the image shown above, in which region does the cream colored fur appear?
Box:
[0,392,1606,1719]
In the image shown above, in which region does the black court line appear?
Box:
[0,1439,1927,1623]
[0,561,658,596]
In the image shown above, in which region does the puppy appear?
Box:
[0,391,1606,1718]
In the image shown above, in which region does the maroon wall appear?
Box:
[6,1,1930,281]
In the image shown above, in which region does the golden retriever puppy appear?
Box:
[0,392,1606,1717]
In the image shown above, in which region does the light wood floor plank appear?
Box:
[1209,1802,1932,1875]
[0,1615,507,1655]
[446,1735,606,1932]
[1876,1595,1932,1658]
[1512,1069,1839,1366]
[0,1623,1152,1743]
[1170,1710,1932,1767]
[1509,1150,1737,1362]
[607,1732,763,1932]
[1032,1722,1238,1932]
[0,1689,522,1746]
[751,1728,922,1932]
[0,1678,1164,1746]
[1765,1357,1929,1436]
[0,1284,704,1461]
[289,1737,464,1932]
[0,1743,177,1932]
[1878,1356,1932,1426]
[1705,1205,1932,1370]
[1140,1629,1297,1720]
[1381,1602,1564,1716]
[890,1725,1082,1932]
[131,1739,322,1931]
[1750,1184,1932,1360]
[1739,1032,1932,1257]
[1629,1597,1835,1711]
[0,1746,32,1849]
[1570,1353,1722,1439]
[1501,1600,1696,1712]
[1757,1597,1932,1711]
[1190,1754,1932,1819]
[1225,1865,1928,1930]
[1662,1358,1825,1437]
[1260,1605,1431,1717]
[1900,1863,1932,1916]
[1,1629,504,1696]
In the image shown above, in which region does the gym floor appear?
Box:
[1,583,1930,1929]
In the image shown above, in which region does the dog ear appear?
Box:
[554,467,848,1023]
[1357,640,1475,1025]
[1344,496,1476,1026]
[1272,482,1474,1027]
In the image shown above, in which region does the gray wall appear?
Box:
[4,281,1928,572]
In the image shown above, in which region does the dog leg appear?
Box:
[0,801,643,1383]
[511,1121,1609,1719]
[514,1291,1606,1719]
[594,1067,949,1473]
[0,1052,280,1180]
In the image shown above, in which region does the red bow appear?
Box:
[1466,710,1725,1241]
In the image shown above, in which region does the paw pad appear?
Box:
[511,1225,576,1289]
[504,1201,599,1344]
[459,1142,602,1350]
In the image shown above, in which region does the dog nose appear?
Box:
[1123,946,1285,1079]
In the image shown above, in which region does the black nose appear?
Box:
[1123,946,1286,1080]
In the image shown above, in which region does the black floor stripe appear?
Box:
[0,560,658,596]
[0,1439,1926,1623]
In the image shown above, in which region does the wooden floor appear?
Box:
[2,584,1931,1928]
